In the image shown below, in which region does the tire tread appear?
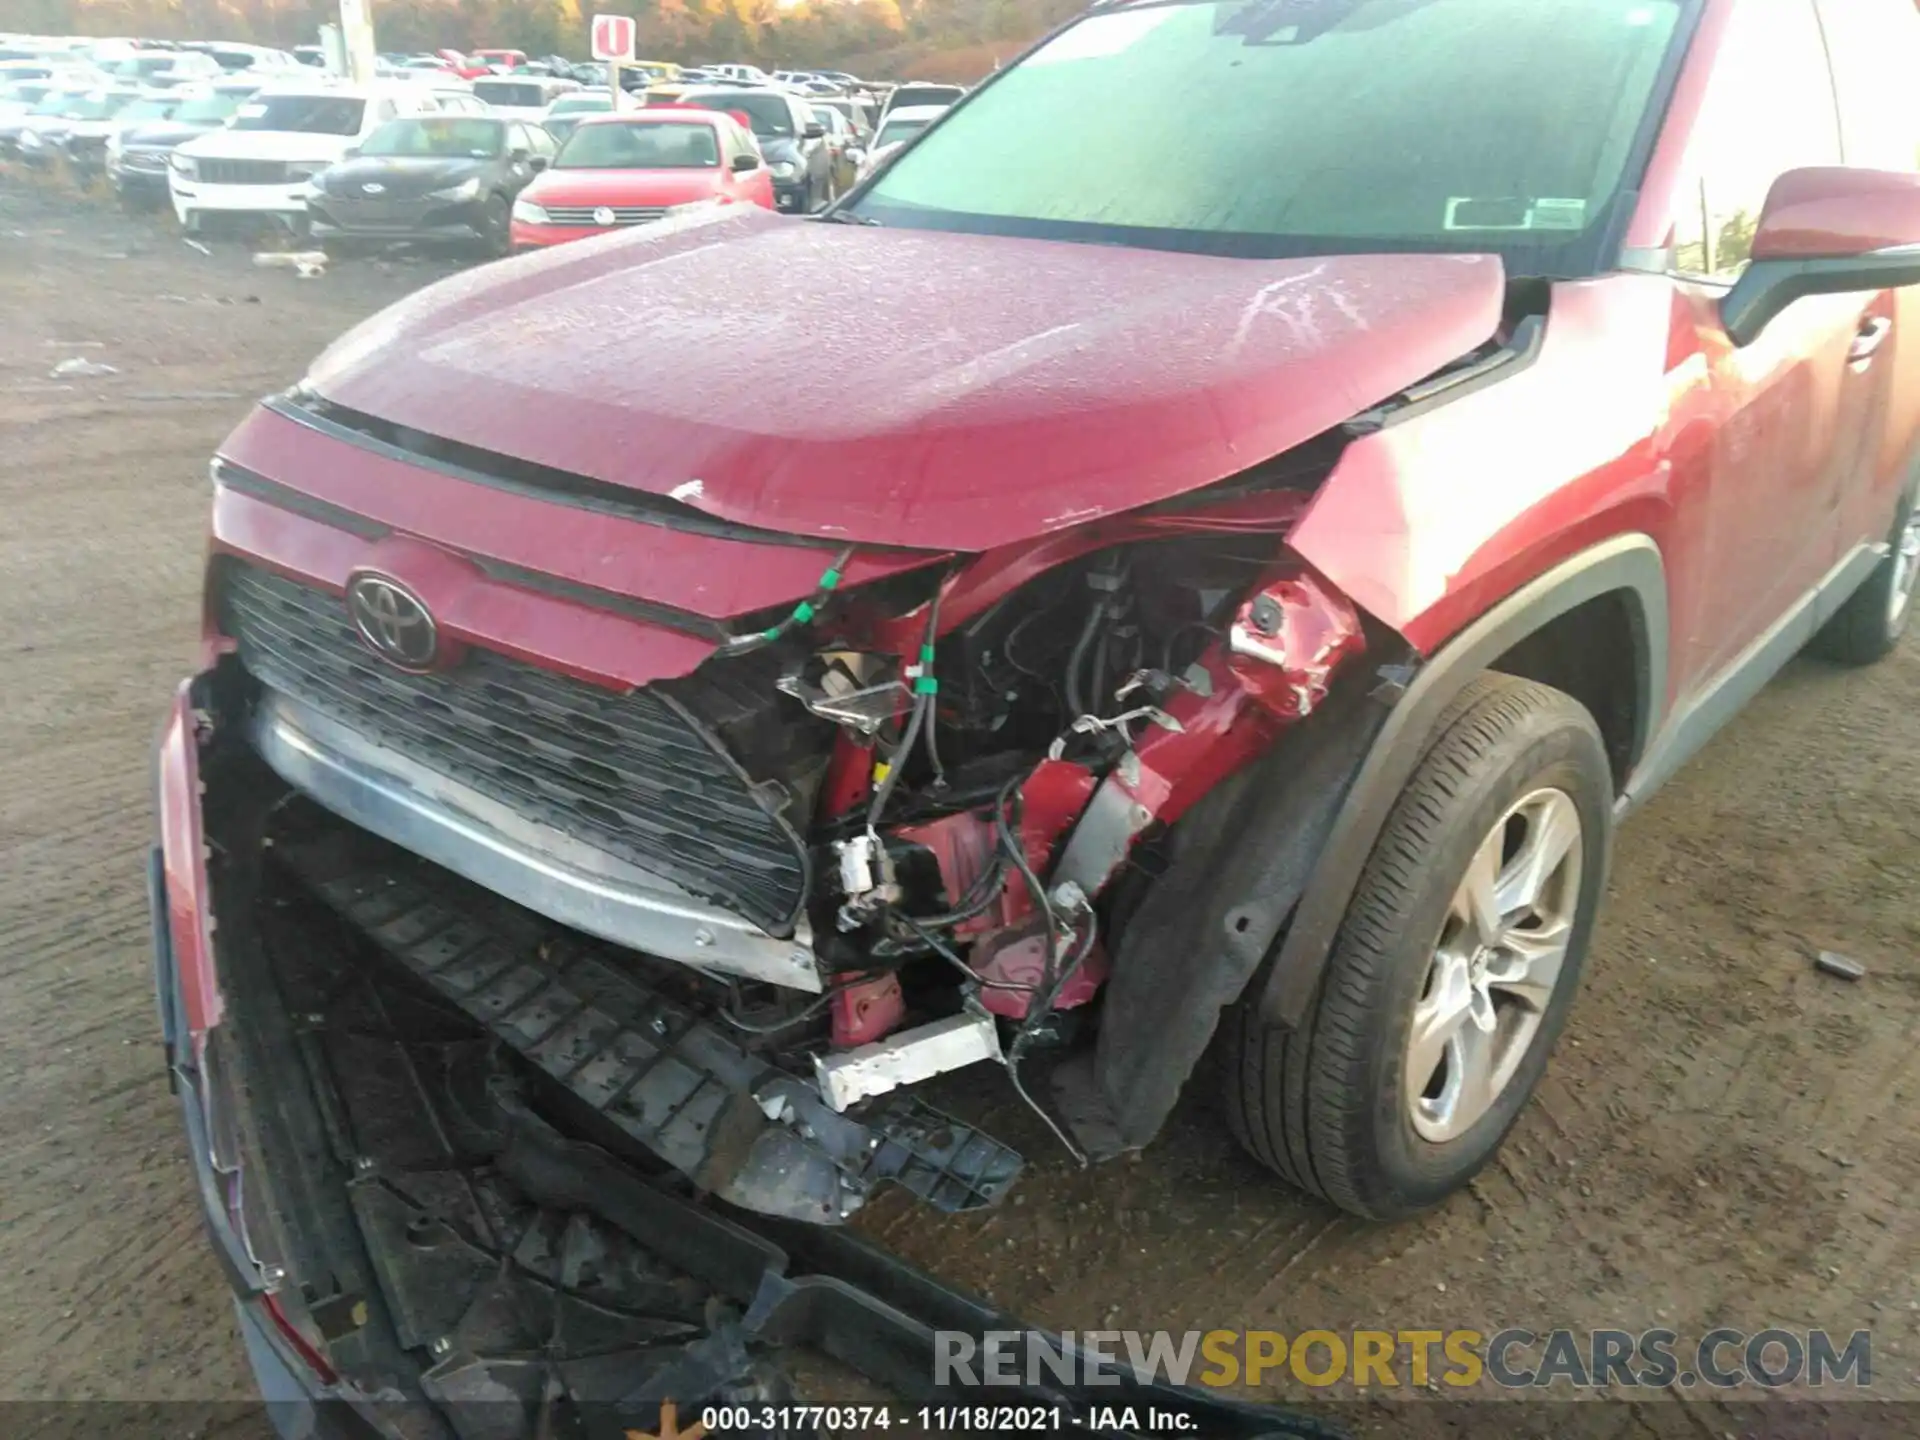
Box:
[1223,673,1604,1217]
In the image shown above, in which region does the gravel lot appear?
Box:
[3,180,1917,1436]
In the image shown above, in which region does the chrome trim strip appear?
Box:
[250,691,822,992]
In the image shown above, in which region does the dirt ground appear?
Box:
[3,179,1917,1436]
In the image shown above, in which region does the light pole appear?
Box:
[339,0,378,82]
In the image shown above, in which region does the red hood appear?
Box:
[522,167,729,208]
[306,208,1504,551]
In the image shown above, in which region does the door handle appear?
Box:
[1849,316,1893,366]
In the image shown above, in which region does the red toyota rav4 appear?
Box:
[152,0,1920,1425]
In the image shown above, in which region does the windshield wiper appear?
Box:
[817,208,879,226]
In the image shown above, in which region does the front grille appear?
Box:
[220,563,810,935]
[198,158,289,185]
[542,205,667,227]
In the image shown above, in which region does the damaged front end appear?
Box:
[152,686,1332,1438]
[182,428,1396,1234]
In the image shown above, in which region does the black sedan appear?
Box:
[305,115,557,256]
[674,87,833,212]
[109,82,262,207]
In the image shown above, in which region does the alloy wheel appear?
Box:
[1889,502,1920,629]
[1405,787,1584,1143]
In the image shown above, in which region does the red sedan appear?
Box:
[509,109,773,249]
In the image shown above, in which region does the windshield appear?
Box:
[873,117,930,149]
[549,94,611,115]
[687,91,789,137]
[173,91,243,124]
[109,55,176,78]
[556,120,720,169]
[895,86,964,106]
[73,93,138,119]
[116,96,175,122]
[856,0,1685,271]
[231,94,366,135]
[472,80,546,107]
[360,116,504,157]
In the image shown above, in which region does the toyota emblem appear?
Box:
[593,206,616,226]
[346,573,438,670]
[362,181,386,194]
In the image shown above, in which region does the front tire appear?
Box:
[478,194,511,258]
[1221,673,1612,1220]
[1811,488,1919,666]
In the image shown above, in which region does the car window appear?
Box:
[1814,0,1920,172]
[361,116,505,157]
[873,116,932,150]
[172,91,242,124]
[524,122,557,157]
[1667,0,1841,281]
[116,95,175,122]
[232,94,367,135]
[687,90,792,138]
[856,0,1685,272]
[556,120,721,169]
[473,80,547,108]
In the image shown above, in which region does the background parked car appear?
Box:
[0,80,55,119]
[857,102,947,178]
[15,87,145,167]
[469,74,579,121]
[103,49,221,89]
[808,93,875,143]
[471,49,528,73]
[306,114,554,257]
[675,85,831,211]
[881,81,964,117]
[56,87,177,177]
[510,108,770,249]
[542,87,615,143]
[0,84,92,158]
[107,80,260,208]
[806,102,863,192]
[195,43,301,75]
[169,81,440,233]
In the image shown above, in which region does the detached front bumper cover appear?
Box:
[150,680,1341,1440]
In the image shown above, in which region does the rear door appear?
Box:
[1664,0,1859,681]
[1814,0,1920,555]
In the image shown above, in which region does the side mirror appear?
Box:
[802,121,824,139]
[341,145,360,159]
[1724,167,1920,347]
[729,152,758,173]
[528,155,548,172]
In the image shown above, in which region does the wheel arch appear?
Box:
[1254,533,1667,1029]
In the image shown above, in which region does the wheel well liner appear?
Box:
[1255,535,1667,1030]
[1487,590,1646,788]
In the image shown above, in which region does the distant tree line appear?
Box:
[12,0,1089,77]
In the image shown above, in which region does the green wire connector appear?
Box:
[913,641,938,695]
[751,557,852,643]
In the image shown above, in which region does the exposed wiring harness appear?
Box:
[865,582,946,829]
[718,545,857,656]
[992,767,1057,964]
